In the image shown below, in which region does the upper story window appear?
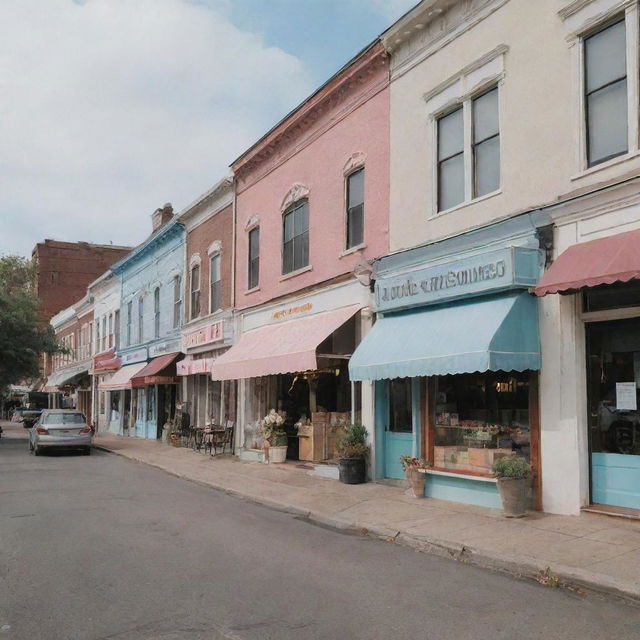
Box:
[584,18,628,167]
[210,254,221,313]
[346,168,364,249]
[126,301,132,346]
[137,296,144,343]
[114,309,120,349]
[102,316,107,352]
[173,275,181,329]
[437,86,500,212]
[190,265,200,320]
[282,200,309,274]
[108,313,113,349]
[248,227,260,289]
[153,287,160,338]
[96,317,101,352]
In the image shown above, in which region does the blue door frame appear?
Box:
[375,379,421,480]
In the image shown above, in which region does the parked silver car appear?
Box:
[29,410,93,455]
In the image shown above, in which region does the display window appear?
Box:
[433,371,531,475]
[587,318,640,456]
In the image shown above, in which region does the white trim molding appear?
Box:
[342,152,366,176]
[207,240,222,256]
[189,252,201,268]
[280,183,310,212]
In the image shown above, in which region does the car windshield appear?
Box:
[45,413,86,424]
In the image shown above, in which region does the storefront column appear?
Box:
[539,291,589,514]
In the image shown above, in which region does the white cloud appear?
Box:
[0,0,313,256]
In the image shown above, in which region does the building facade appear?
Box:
[177,178,236,433]
[212,41,390,467]
[104,205,185,439]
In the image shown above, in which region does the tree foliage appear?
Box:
[0,255,61,390]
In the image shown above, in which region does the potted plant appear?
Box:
[399,455,431,498]
[261,409,287,463]
[492,455,530,517]
[336,424,368,484]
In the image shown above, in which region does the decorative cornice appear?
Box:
[112,219,184,275]
[343,152,366,176]
[189,252,201,268]
[232,42,388,188]
[207,240,222,256]
[244,214,260,231]
[281,184,310,212]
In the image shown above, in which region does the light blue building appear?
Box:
[349,213,549,509]
[104,205,185,439]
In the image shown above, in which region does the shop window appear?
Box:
[173,275,182,329]
[434,372,530,475]
[584,18,627,167]
[389,378,412,432]
[136,388,145,421]
[147,387,156,422]
[99,391,105,415]
[346,168,364,249]
[248,227,260,289]
[282,200,309,274]
[210,253,221,313]
[190,265,200,319]
[154,287,160,338]
[587,318,640,456]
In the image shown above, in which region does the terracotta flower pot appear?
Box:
[496,477,528,517]
[405,467,426,498]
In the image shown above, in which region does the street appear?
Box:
[1,424,639,640]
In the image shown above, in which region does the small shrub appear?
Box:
[399,455,431,470]
[492,455,530,479]
[337,424,368,459]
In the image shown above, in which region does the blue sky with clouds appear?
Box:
[0,0,416,258]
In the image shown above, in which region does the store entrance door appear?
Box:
[587,319,640,510]
[384,379,414,479]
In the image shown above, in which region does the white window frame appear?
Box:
[424,45,507,217]
[564,0,640,176]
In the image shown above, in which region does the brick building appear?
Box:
[32,239,131,322]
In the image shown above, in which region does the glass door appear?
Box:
[586,318,640,509]
[384,378,414,479]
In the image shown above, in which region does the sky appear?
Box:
[0,0,416,259]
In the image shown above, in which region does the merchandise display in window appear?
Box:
[433,371,530,475]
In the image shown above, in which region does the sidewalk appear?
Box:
[94,433,640,603]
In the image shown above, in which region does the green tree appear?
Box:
[0,255,61,391]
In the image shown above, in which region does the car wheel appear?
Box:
[84,447,91,456]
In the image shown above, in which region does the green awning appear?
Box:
[349,292,540,381]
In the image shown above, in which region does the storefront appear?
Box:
[178,317,235,431]
[91,349,121,434]
[350,215,547,508]
[536,226,640,514]
[211,281,370,463]
[129,342,182,440]
[45,360,92,415]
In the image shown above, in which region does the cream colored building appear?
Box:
[368,0,640,514]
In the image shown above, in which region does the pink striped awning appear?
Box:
[211,305,361,380]
[535,228,640,296]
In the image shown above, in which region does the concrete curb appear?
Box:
[94,443,640,605]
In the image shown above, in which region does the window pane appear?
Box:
[347,203,364,248]
[294,202,308,235]
[249,257,259,289]
[211,255,220,282]
[588,78,628,165]
[347,169,364,208]
[389,379,412,433]
[585,19,626,93]
[283,211,294,242]
[294,235,304,271]
[211,281,220,311]
[473,88,499,143]
[154,288,160,312]
[249,227,259,260]
[283,240,294,274]
[438,107,464,160]
[438,153,465,211]
[474,135,500,197]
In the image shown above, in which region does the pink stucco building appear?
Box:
[212,41,390,464]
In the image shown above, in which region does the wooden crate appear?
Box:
[298,422,326,462]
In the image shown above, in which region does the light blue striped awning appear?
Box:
[349,292,540,381]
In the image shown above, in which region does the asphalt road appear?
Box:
[1,424,640,640]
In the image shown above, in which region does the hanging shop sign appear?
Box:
[375,246,541,313]
[183,321,224,349]
[177,356,216,376]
